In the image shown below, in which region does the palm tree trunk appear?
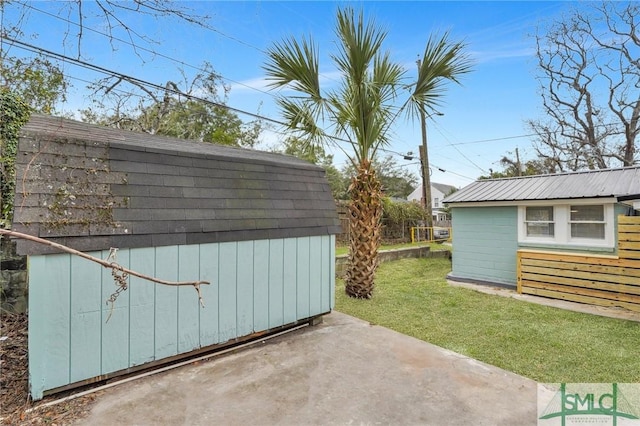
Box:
[345,159,382,299]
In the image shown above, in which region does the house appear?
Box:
[443,167,640,311]
[407,182,457,222]
[13,114,341,399]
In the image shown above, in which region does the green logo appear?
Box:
[539,383,640,426]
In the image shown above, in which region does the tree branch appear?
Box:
[0,229,210,307]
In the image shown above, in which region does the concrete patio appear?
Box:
[76,311,541,425]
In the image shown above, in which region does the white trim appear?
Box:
[448,197,618,208]
[517,203,614,248]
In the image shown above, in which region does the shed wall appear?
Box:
[28,235,335,400]
[450,206,518,286]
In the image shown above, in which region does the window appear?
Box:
[434,198,439,208]
[525,206,554,237]
[570,205,605,239]
[518,203,614,248]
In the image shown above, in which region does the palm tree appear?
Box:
[264,8,471,298]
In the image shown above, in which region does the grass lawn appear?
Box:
[335,257,640,383]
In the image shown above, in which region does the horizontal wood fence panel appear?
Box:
[522,279,640,303]
[29,235,335,400]
[521,258,640,279]
[521,287,640,313]
[521,266,640,287]
[619,232,640,242]
[517,215,640,312]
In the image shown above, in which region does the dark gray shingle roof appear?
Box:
[444,167,640,204]
[13,114,340,254]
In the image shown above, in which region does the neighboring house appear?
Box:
[443,167,640,311]
[408,182,457,222]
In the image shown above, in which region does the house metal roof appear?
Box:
[444,167,640,204]
[13,114,340,255]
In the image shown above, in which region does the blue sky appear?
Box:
[4,1,586,188]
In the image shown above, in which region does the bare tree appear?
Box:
[528,2,639,171]
[3,0,213,60]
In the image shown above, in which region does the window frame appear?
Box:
[569,204,606,241]
[523,205,555,239]
[518,201,614,248]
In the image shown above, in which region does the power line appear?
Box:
[448,133,537,146]
[17,1,275,97]
[430,121,488,174]
[3,35,287,125]
[2,36,360,151]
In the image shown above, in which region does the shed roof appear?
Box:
[13,114,340,254]
[444,166,640,204]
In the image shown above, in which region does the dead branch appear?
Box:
[0,229,210,306]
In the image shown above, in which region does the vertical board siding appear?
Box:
[29,235,335,399]
[43,254,72,389]
[198,244,219,346]
[309,241,322,316]
[236,241,254,337]
[268,239,284,329]
[128,247,156,366]
[28,256,52,399]
[101,249,130,375]
[253,240,270,332]
[296,237,311,319]
[154,246,179,359]
[178,245,201,353]
[283,239,297,324]
[69,253,102,383]
[218,242,238,344]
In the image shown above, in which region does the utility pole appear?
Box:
[419,119,433,229]
[417,58,433,230]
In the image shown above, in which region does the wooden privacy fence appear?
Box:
[517,215,640,312]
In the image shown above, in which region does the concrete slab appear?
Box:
[77,312,540,425]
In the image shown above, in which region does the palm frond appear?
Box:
[263,35,321,100]
[276,96,326,144]
[404,32,473,120]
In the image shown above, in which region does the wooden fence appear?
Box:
[517,215,640,312]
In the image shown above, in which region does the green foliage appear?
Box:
[381,197,427,223]
[280,137,349,199]
[479,155,558,180]
[343,155,418,199]
[0,56,67,114]
[81,62,262,148]
[336,258,640,383]
[0,88,31,228]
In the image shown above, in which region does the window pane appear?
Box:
[571,205,603,221]
[572,223,605,239]
[527,223,555,237]
[526,206,553,221]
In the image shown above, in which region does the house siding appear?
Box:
[28,235,335,400]
[450,206,518,286]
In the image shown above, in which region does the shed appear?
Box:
[12,114,341,400]
[444,167,640,311]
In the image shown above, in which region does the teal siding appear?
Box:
[450,206,518,286]
[28,235,335,400]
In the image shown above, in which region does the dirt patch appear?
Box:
[1,311,97,425]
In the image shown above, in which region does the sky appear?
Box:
[2,1,590,189]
